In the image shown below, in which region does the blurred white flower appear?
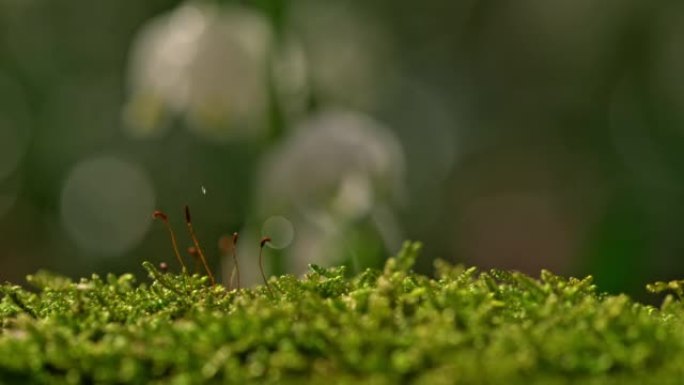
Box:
[258,108,405,220]
[288,0,393,111]
[239,108,406,276]
[271,36,309,123]
[123,2,274,141]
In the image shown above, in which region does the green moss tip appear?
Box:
[0,242,683,384]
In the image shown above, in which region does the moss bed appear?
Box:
[2,242,684,384]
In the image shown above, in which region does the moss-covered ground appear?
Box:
[2,242,684,384]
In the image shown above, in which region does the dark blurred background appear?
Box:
[1,0,682,297]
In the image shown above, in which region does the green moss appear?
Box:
[1,242,684,384]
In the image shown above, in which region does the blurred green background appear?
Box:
[1,0,682,297]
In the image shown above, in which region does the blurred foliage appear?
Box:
[2,0,684,297]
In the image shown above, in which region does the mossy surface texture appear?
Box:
[2,242,684,384]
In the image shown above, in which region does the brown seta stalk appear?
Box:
[152,210,187,273]
[220,233,241,290]
[232,232,240,289]
[259,236,273,294]
[187,246,201,274]
[184,205,216,285]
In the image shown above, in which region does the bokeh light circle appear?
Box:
[60,156,155,256]
[261,216,295,249]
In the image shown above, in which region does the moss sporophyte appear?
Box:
[3,218,684,384]
[153,206,270,291]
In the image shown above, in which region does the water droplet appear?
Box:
[201,185,207,195]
